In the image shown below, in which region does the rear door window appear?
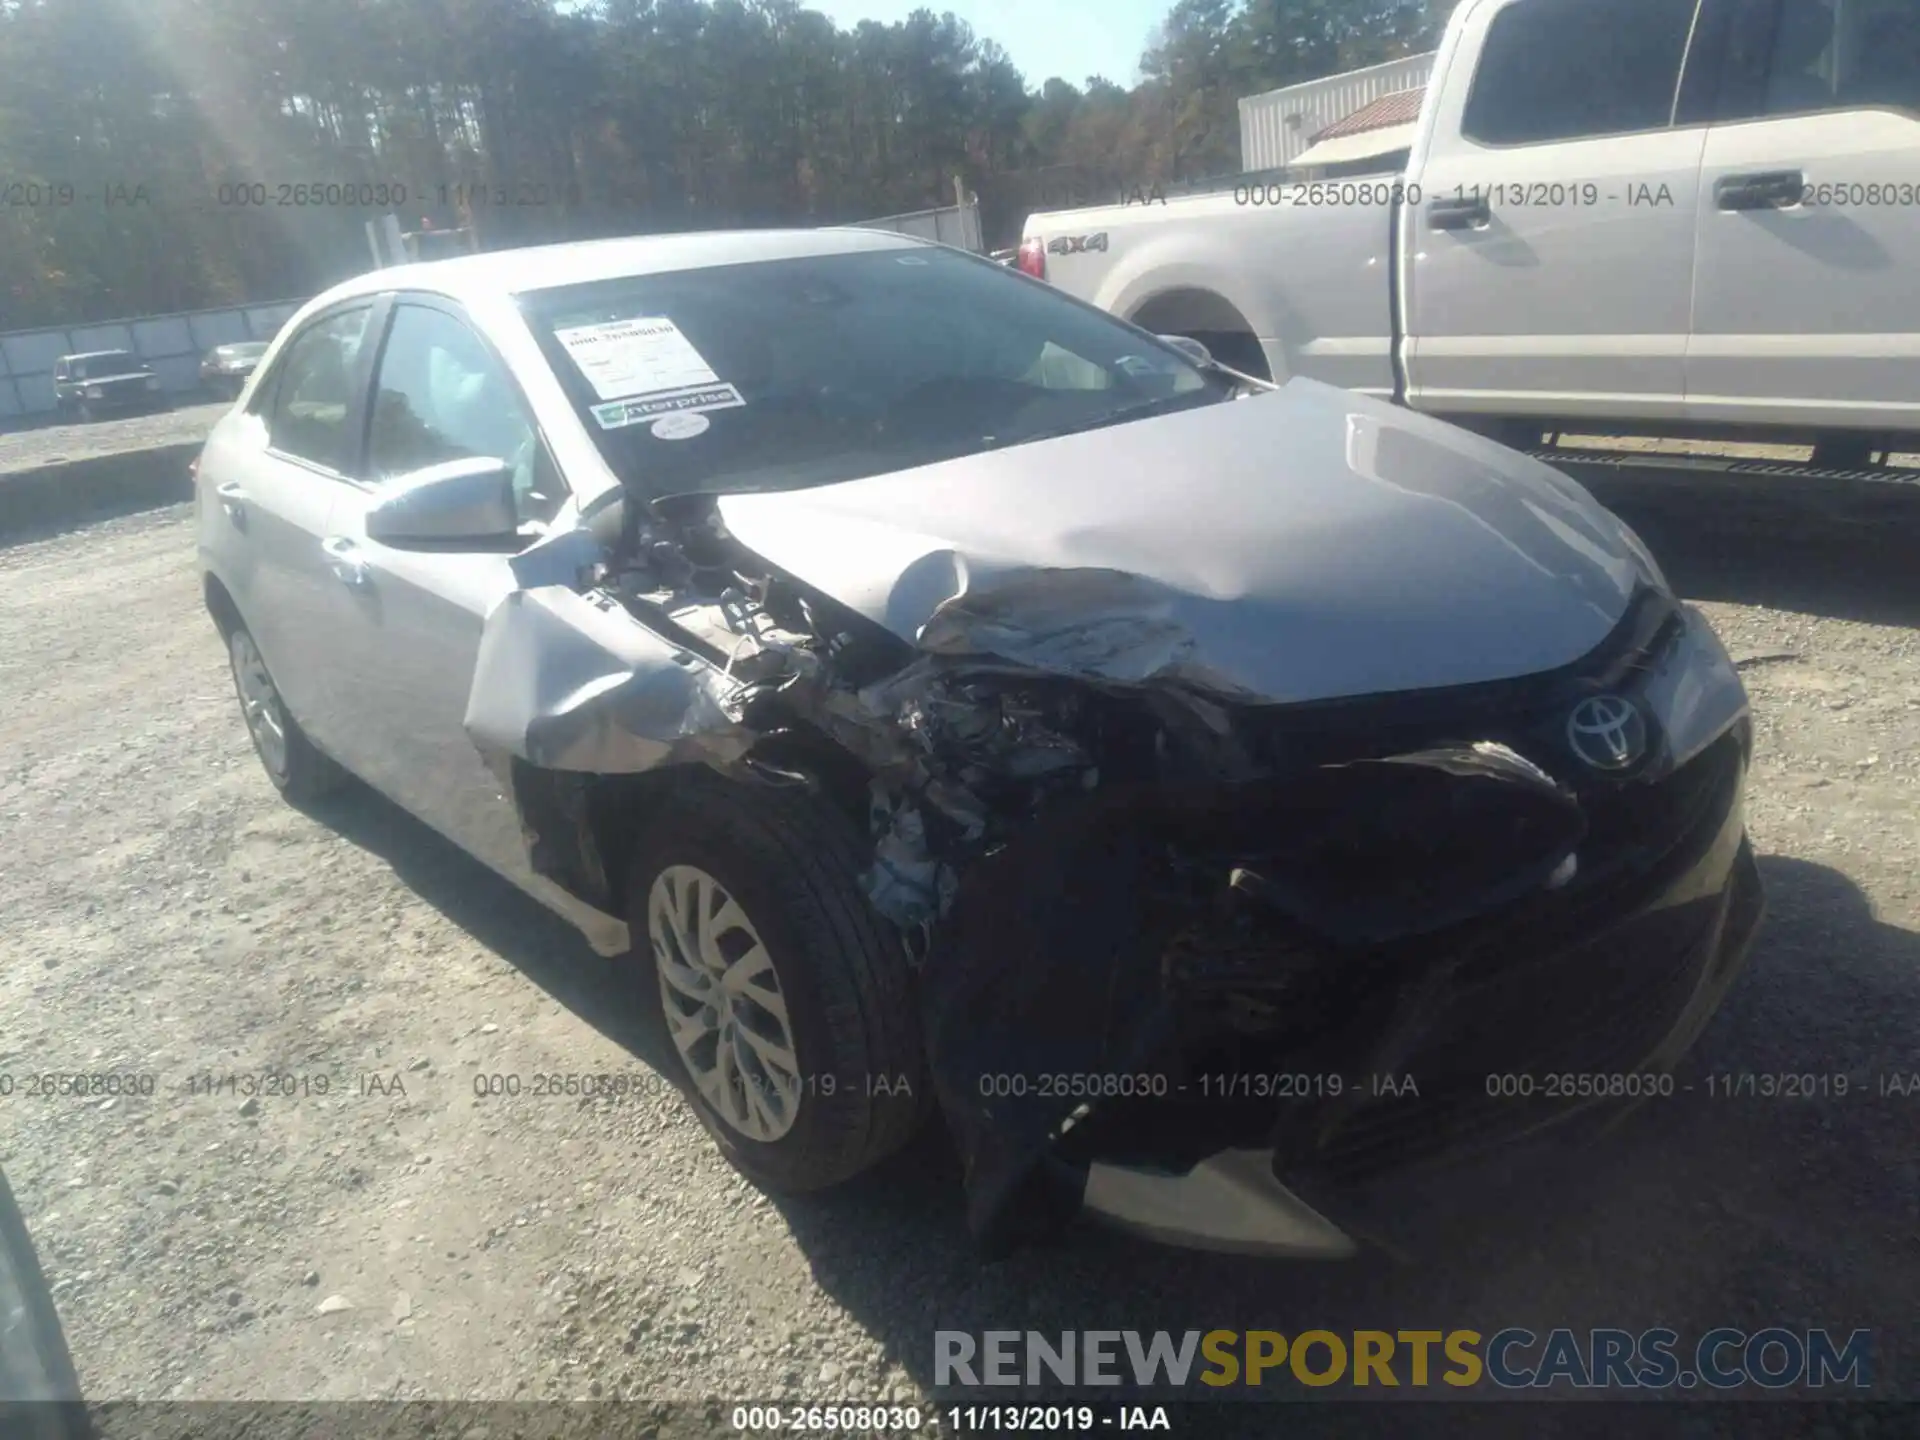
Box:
[264,307,374,474]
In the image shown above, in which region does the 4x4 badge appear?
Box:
[1047,233,1108,256]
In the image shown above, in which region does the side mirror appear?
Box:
[1156,334,1214,369]
[365,456,519,548]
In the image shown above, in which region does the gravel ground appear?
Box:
[0,402,231,474]
[1,487,1917,1430]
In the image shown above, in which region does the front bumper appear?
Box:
[1082,805,1763,1258]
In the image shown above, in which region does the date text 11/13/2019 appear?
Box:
[727,1404,1175,1433]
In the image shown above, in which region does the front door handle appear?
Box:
[215,482,248,526]
[1715,169,1805,212]
[320,535,370,587]
[1428,194,1492,231]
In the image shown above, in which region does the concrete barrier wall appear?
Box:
[0,444,201,540]
[0,299,307,420]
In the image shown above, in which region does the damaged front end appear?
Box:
[467,485,1762,1261]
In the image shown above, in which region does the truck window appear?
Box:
[1462,0,1702,146]
[1766,0,1920,114]
[1700,0,1920,121]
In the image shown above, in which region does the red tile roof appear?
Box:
[1313,87,1426,142]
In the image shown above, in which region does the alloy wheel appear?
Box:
[228,629,289,780]
[647,864,801,1142]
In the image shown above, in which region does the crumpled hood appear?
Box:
[715,378,1643,703]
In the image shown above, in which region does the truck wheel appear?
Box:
[1811,436,1879,471]
[628,778,927,1193]
[226,624,348,803]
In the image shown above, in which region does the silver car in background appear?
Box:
[200,340,272,399]
[195,229,1762,1259]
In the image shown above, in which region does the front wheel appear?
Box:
[628,779,927,1193]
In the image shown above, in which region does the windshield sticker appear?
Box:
[556,316,723,402]
[591,382,745,431]
[649,411,710,441]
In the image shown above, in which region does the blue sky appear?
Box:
[806,0,1173,89]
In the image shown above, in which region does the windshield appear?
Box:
[519,245,1221,500]
[74,352,144,379]
[222,342,268,359]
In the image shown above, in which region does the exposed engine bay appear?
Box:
[464,485,1761,1255]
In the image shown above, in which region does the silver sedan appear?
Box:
[196,229,1762,1259]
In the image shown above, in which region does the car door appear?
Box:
[316,295,571,881]
[1685,0,1920,437]
[1402,0,1708,424]
[204,302,379,758]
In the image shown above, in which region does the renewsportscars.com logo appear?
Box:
[934,1328,1873,1391]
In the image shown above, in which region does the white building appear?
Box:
[1238,52,1436,172]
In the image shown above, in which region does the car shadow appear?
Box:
[299,783,674,1074]
[300,773,1920,1420]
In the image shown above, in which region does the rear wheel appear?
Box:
[226,625,348,803]
[1810,435,1880,471]
[628,779,927,1193]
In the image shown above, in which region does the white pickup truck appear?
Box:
[1018,0,1920,468]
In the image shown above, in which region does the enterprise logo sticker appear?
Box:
[592,382,745,430]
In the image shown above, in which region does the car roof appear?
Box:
[307,227,929,310]
[61,349,140,362]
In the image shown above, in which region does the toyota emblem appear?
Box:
[1567,695,1648,771]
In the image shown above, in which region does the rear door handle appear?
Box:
[1428,194,1492,231]
[215,482,248,526]
[320,535,370,587]
[1715,170,1805,211]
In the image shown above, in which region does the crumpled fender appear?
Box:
[920,742,1586,1256]
[464,584,758,774]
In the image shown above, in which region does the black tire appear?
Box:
[0,1169,88,1416]
[1810,435,1879,471]
[626,776,927,1193]
[224,622,349,804]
